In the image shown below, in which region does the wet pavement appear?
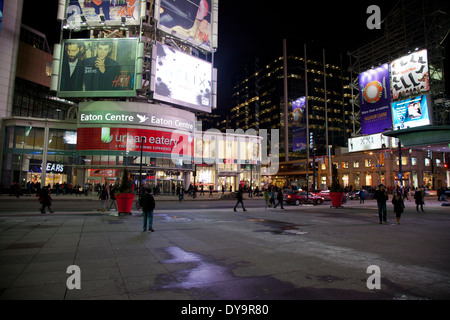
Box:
[1,194,450,305]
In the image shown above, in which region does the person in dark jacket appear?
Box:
[392,191,405,224]
[233,186,247,212]
[414,188,425,213]
[139,188,156,231]
[273,188,284,209]
[374,184,389,224]
[39,186,53,214]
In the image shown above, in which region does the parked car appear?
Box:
[317,190,331,201]
[347,189,375,200]
[285,191,325,205]
[283,189,298,201]
[347,189,360,200]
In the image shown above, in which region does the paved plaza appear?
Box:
[1,194,450,303]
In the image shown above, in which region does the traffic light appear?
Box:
[444,162,448,170]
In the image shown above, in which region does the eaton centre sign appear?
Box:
[78,110,194,132]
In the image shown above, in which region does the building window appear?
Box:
[353,161,359,168]
[411,157,418,166]
[425,158,431,166]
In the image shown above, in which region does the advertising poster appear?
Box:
[0,0,3,34]
[391,95,431,130]
[390,49,429,101]
[155,0,215,51]
[64,0,143,30]
[151,41,212,112]
[58,38,139,98]
[359,63,393,135]
[77,127,194,157]
[292,97,307,152]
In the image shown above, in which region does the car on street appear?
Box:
[316,190,331,201]
[285,191,325,205]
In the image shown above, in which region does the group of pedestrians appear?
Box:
[373,184,427,225]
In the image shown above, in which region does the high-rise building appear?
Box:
[229,46,353,159]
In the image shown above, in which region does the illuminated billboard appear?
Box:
[348,134,394,153]
[391,94,431,130]
[55,38,142,98]
[292,97,307,152]
[390,49,429,101]
[60,0,146,30]
[77,127,194,157]
[154,0,218,52]
[359,63,393,135]
[150,41,212,112]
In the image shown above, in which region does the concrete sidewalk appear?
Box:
[1,196,449,302]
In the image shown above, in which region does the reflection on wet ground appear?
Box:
[152,246,395,300]
[248,218,310,235]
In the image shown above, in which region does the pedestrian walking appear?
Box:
[374,184,389,224]
[414,188,425,213]
[359,189,365,204]
[273,188,284,209]
[139,188,156,232]
[38,186,53,214]
[107,185,117,211]
[264,189,269,209]
[233,186,246,212]
[178,186,184,202]
[99,187,108,212]
[392,191,405,224]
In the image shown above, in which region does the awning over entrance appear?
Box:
[383,125,450,152]
[218,171,243,177]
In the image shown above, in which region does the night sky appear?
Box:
[21,0,446,112]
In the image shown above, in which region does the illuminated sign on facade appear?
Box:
[154,0,218,52]
[348,134,397,153]
[150,41,212,112]
[359,63,393,135]
[78,111,194,132]
[60,0,146,30]
[77,127,194,157]
[390,49,429,101]
[54,38,142,98]
[391,94,431,130]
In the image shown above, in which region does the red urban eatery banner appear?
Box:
[77,127,193,156]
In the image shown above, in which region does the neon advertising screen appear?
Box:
[391,94,431,131]
[150,41,212,112]
[77,127,194,158]
[358,63,393,135]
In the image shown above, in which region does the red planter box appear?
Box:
[330,192,344,207]
[115,193,136,214]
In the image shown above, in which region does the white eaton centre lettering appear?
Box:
[80,113,134,122]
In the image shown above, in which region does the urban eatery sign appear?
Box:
[78,111,194,132]
[76,127,193,156]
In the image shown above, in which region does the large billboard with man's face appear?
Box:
[56,38,141,98]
